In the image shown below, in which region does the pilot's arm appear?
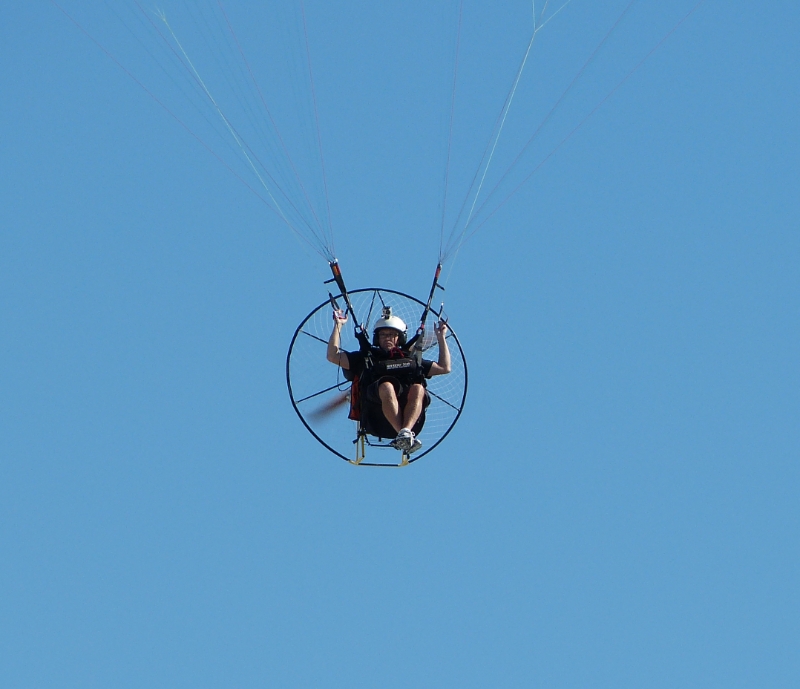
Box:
[327,310,351,369]
[427,321,451,376]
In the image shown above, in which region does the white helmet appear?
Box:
[372,306,407,346]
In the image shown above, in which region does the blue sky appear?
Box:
[2,2,798,687]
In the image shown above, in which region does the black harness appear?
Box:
[360,346,426,388]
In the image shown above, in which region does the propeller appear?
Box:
[307,391,350,422]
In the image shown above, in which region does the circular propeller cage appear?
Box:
[286,288,468,466]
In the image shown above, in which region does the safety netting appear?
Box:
[287,288,468,465]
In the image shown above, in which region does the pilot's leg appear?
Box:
[402,384,426,431]
[377,380,403,433]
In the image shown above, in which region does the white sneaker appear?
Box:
[392,428,413,451]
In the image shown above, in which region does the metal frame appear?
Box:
[286,288,468,466]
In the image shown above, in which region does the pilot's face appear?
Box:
[376,328,400,351]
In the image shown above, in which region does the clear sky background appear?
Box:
[2,2,798,687]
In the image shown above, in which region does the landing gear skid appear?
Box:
[351,430,410,467]
[354,433,366,465]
